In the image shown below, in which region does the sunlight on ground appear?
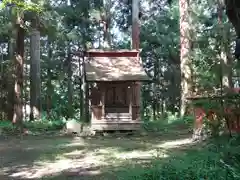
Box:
[2,136,194,179]
[113,149,169,160]
[9,158,102,179]
[156,138,193,149]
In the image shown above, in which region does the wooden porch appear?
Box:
[91,120,142,131]
[90,86,142,130]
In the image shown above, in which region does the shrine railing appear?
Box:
[188,90,240,136]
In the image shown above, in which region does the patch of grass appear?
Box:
[25,120,65,132]
[37,134,240,180]
[37,145,85,162]
[40,135,240,180]
[1,119,239,180]
[142,115,194,133]
[0,121,17,135]
[0,120,65,135]
[109,136,240,180]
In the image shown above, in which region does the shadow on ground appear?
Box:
[0,125,238,180]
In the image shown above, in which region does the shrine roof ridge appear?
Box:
[86,49,142,53]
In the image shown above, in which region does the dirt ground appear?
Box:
[0,130,195,180]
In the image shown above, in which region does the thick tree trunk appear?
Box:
[13,18,24,130]
[219,1,233,89]
[67,50,73,119]
[79,56,87,122]
[225,0,240,37]
[103,0,112,48]
[46,40,53,119]
[221,35,234,89]
[152,58,158,120]
[132,0,140,50]
[179,0,192,116]
[30,28,41,121]
[0,45,4,120]
[7,39,14,121]
[225,1,240,59]
[132,0,141,120]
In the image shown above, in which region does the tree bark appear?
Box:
[132,0,140,50]
[0,45,4,119]
[179,0,192,116]
[219,1,233,89]
[79,55,87,122]
[7,38,14,121]
[13,16,24,130]
[103,0,112,48]
[30,28,41,121]
[46,39,53,119]
[132,0,141,121]
[225,0,240,37]
[67,49,73,119]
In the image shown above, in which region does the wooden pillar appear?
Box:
[101,86,105,118]
[85,82,90,122]
[129,85,133,120]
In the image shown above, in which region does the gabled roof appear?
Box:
[84,50,149,82]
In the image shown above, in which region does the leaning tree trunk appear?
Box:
[13,15,24,131]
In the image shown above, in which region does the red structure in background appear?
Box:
[193,88,240,133]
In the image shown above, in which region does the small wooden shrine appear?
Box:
[84,49,149,131]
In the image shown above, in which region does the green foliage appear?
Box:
[0,0,239,135]
[0,120,15,133]
[0,119,65,134]
[24,120,65,132]
[191,93,240,137]
[143,115,194,133]
[0,0,43,12]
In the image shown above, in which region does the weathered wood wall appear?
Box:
[90,82,140,122]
